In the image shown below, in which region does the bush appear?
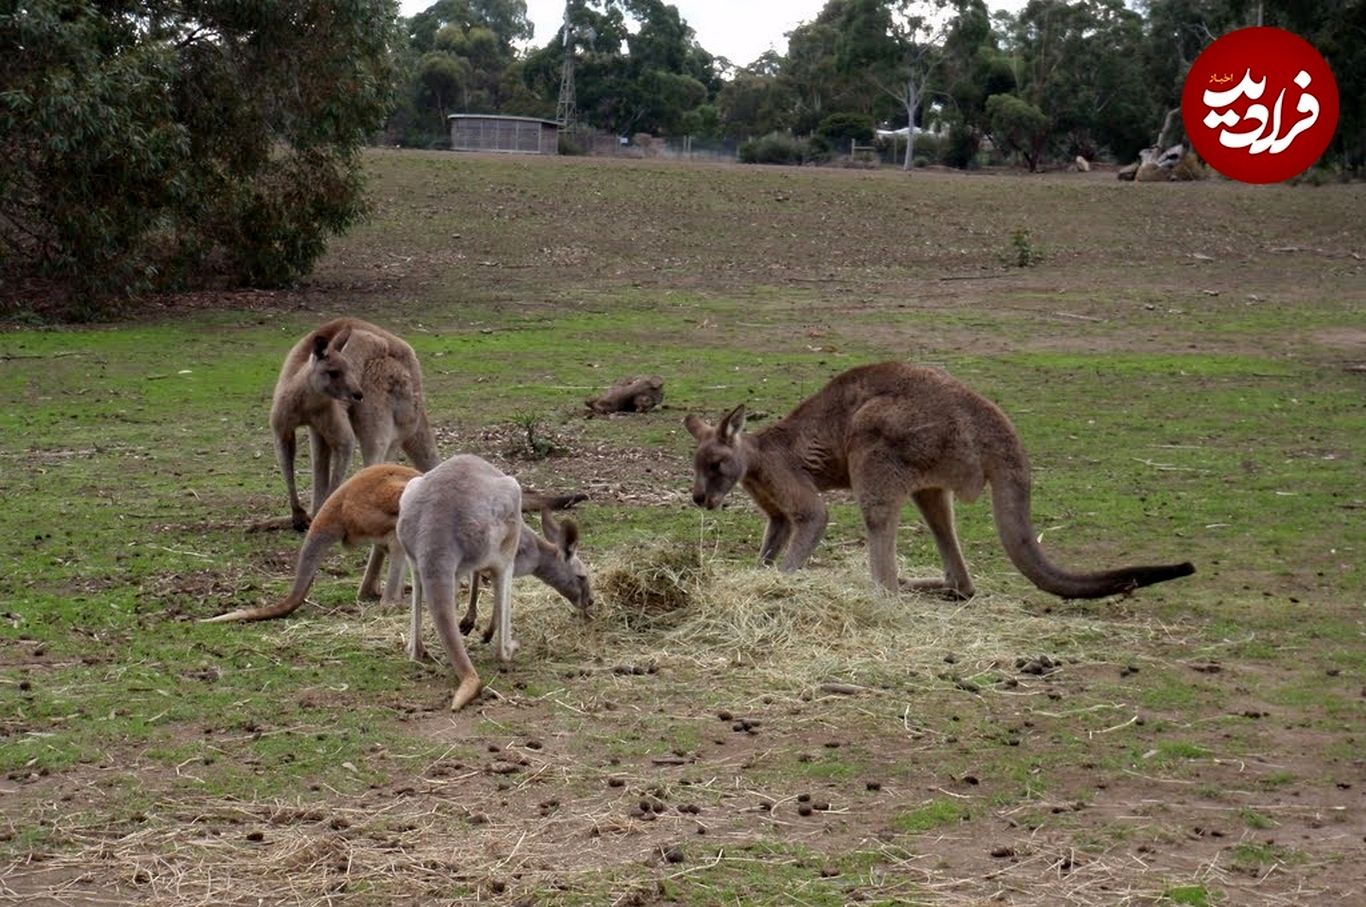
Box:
[0,0,396,316]
[557,133,587,156]
[942,124,982,169]
[911,133,944,164]
[738,132,812,166]
[816,112,876,149]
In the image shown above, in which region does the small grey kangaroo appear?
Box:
[270,318,439,532]
[397,454,523,711]
[685,362,1194,599]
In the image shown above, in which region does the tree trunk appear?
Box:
[902,76,918,172]
[1155,107,1182,152]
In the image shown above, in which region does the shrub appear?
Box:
[0,0,396,316]
[816,112,876,149]
[738,132,811,166]
[942,124,982,169]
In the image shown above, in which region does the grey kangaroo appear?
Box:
[397,454,523,711]
[684,362,1194,600]
[271,318,439,532]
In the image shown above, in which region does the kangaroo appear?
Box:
[203,463,585,624]
[452,508,593,649]
[684,362,1195,599]
[270,318,439,532]
[397,454,523,711]
[204,463,418,624]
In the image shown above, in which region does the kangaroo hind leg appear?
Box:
[906,488,975,600]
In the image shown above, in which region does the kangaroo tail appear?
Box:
[521,491,587,513]
[200,531,341,623]
[989,466,1194,599]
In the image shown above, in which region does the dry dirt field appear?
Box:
[1,151,1363,906]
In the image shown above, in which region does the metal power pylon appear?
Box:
[554,6,577,130]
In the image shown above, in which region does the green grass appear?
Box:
[1163,884,1216,906]
[893,798,969,834]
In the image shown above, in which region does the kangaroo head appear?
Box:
[684,404,747,510]
[308,328,364,404]
[542,509,593,612]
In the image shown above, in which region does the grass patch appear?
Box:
[893,798,969,833]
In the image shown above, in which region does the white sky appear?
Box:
[400,1,1029,69]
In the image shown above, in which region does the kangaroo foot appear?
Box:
[357,586,382,603]
[459,616,476,636]
[496,638,520,664]
[450,674,483,711]
[291,511,311,533]
[900,577,975,601]
[406,638,427,663]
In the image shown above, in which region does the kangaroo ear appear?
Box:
[558,518,580,560]
[539,507,561,544]
[311,333,330,360]
[683,413,712,441]
[718,404,746,445]
[330,325,352,353]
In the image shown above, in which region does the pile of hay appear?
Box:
[593,538,707,631]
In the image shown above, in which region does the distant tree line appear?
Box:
[4,0,1360,314]
[391,0,1364,173]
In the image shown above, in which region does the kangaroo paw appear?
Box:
[459,616,475,636]
[357,586,381,603]
[291,513,311,533]
[406,639,427,663]
[496,639,520,664]
[900,577,975,601]
[450,675,483,711]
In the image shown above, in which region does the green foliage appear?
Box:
[817,112,876,148]
[1007,227,1040,268]
[986,93,1050,171]
[1,0,397,315]
[394,0,539,145]
[943,122,982,168]
[738,132,813,166]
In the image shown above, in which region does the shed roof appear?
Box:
[447,114,561,128]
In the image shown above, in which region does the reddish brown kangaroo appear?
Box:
[685,362,1194,599]
[271,318,439,531]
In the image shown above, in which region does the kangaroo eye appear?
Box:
[326,370,342,379]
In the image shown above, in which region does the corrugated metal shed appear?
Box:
[447,115,559,155]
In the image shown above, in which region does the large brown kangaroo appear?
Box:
[684,362,1194,599]
[270,318,439,531]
